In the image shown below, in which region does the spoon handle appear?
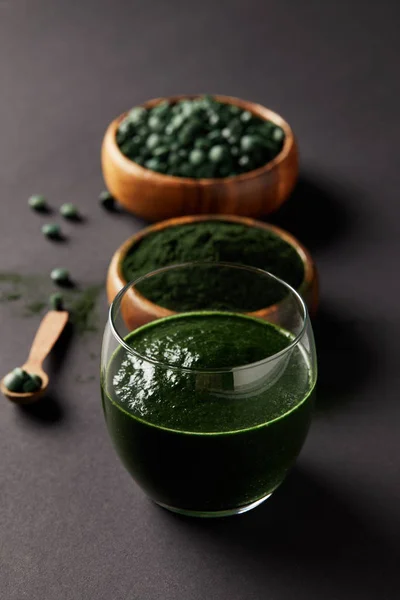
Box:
[26,311,69,369]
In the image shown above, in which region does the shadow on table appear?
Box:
[168,467,398,600]
[99,200,148,227]
[18,390,65,425]
[312,300,385,413]
[269,173,357,252]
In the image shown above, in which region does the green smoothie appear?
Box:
[101,312,315,515]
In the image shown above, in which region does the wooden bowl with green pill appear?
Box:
[106,215,318,330]
[101,95,298,222]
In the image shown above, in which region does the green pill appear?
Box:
[179,120,202,145]
[189,149,205,166]
[221,128,231,139]
[258,121,274,137]
[13,367,29,381]
[137,125,149,138]
[99,190,115,210]
[145,158,167,173]
[209,113,220,126]
[116,96,283,179]
[168,153,180,167]
[42,223,61,239]
[116,120,134,144]
[148,115,164,132]
[238,154,251,169]
[240,110,253,123]
[272,126,284,143]
[60,203,79,219]
[240,135,260,153]
[127,106,147,125]
[228,105,241,115]
[180,101,195,117]
[23,375,42,393]
[151,101,170,117]
[227,119,242,136]
[30,374,43,389]
[207,130,223,142]
[146,133,161,150]
[28,194,47,212]
[3,371,24,392]
[153,146,169,158]
[209,145,228,164]
[50,268,70,285]
[120,140,134,156]
[179,163,194,177]
[49,292,64,311]
[194,138,211,151]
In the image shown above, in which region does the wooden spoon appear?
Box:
[1,310,69,405]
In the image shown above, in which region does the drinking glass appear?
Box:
[101,263,317,517]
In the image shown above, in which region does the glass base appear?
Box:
[155,491,273,518]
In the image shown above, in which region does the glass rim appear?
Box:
[108,261,309,373]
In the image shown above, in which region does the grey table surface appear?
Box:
[1,1,399,599]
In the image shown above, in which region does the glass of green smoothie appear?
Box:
[101,263,317,517]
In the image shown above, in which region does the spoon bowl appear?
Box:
[1,368,49,405]
[1,310,68,405]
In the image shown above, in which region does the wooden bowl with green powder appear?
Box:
[106,215,318,330]
[101,95,298,221]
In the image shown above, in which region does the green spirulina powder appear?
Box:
[122,221,304,311]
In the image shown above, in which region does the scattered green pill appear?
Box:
[51,268,70,285]
[28,194,47,211]
[99,190,115,211]
[60,203,79,219]
[42,223,61,239]
[49,292,64,311]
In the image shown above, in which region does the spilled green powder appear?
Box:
[25,301,47,315]
[69,285,103,334]
[0,272,104,335]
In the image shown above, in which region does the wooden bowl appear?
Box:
[101,95,298,222]
[106,215,318,331]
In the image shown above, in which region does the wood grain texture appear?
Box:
[101,95,299,221]
[106,215,318,331]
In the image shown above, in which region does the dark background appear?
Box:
[1,1,399,598]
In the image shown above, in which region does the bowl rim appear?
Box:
[105,94,296,185]
[108,214,317,320]
[109,262,309,374]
